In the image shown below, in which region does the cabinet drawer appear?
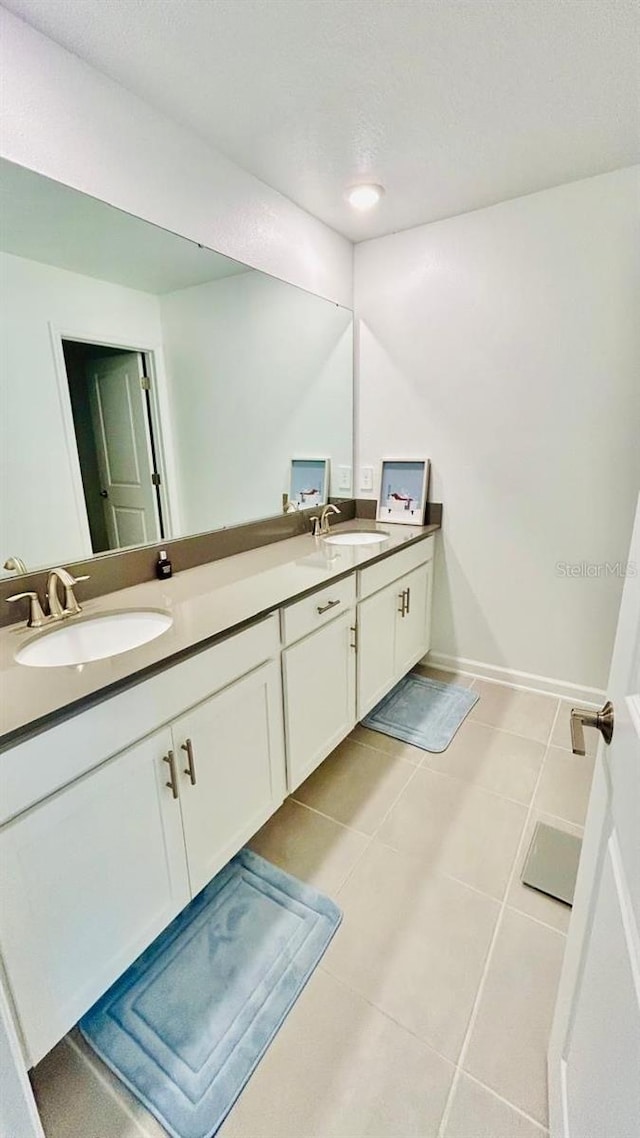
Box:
[358,536,434,600]
[282,575,356,646]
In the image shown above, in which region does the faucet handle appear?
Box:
[62,573,90,616]
[46,568,90,619]
[6,591,48,628]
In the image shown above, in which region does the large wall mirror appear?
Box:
[0,159,353,578]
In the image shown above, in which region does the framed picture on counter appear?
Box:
[376,458,430,525]
[290,458,329,509]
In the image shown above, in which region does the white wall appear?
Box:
[356,168,640,691]
[0,7,352,309]
[161,273,352,532]
[0,252,167,571]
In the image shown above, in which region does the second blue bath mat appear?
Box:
[362,672,478,752]
[79,849,341,1138]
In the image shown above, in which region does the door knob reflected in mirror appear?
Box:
[570,701,614,756]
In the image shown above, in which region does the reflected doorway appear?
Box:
[61,340,166,553]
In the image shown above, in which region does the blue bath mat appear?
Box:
[362,672,478,753]
[79,849,341,1138]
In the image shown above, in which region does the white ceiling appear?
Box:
[0,159,249,292]
[4,0,639,242]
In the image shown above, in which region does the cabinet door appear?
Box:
[0,730,189,1066]
[284,610,357,791]
[395,561,433,677]
[357,581,402,718]
[173,660,286,897]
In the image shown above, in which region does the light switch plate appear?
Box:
[360,466,374,491]
[337,465,352,492]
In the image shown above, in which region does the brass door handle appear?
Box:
[163,750,179,798]
[181,738,197,785]
[317,599,340,615]
[570,701,614,756]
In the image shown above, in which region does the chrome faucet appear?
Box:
[311,503,341,537]
[6,567,90,628]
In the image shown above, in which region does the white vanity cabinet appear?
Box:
[0,729,191,1066]
[0,534,436,1078]
[357,539,434,718]
[0,617,286,1066]
[172,659,285,896]
[282,577,357,791]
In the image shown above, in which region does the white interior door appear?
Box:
[87,352,160,549]
[548,494,640,1137]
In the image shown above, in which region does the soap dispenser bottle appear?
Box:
[156,549,172,580]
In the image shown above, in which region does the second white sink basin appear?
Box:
[324,530,388,547]
[16,609,173,668]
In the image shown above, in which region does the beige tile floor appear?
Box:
[32,671,597,1138]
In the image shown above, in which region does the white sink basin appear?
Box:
[324,530,388,547]
[15,609,173,668]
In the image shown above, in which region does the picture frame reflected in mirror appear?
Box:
[289,458,329,510]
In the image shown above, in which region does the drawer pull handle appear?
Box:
[398,590,407,617]
[163,751,179,799]
[181,738,197,786]
[317,598,340,615]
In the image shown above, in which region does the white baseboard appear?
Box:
[423,651,605,707]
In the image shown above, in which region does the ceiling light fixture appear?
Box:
[346,183,385,211]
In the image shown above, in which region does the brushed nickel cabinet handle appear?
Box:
[405,586,411,615]
[181,738,197,785]
[350,624,358,651]
[317,598,340,615]
[398,589,406,617]
[163,751,179,799]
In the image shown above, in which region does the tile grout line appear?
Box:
[316,962,459,1071]
[435,696,563,1138]
[369,833,569,937]
[416,752,545,810]
[287,794,373,837]
[332,751,425,899]
[462,1070,550,1133]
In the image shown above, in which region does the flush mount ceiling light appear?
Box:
[346,183,385,210]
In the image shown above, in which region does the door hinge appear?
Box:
[141,376,151,391]
[151,472,161,487]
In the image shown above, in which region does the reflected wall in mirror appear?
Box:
[0,160,353,577]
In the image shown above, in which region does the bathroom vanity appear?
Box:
[0,521,436,1070]
[0,152,440,1126]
